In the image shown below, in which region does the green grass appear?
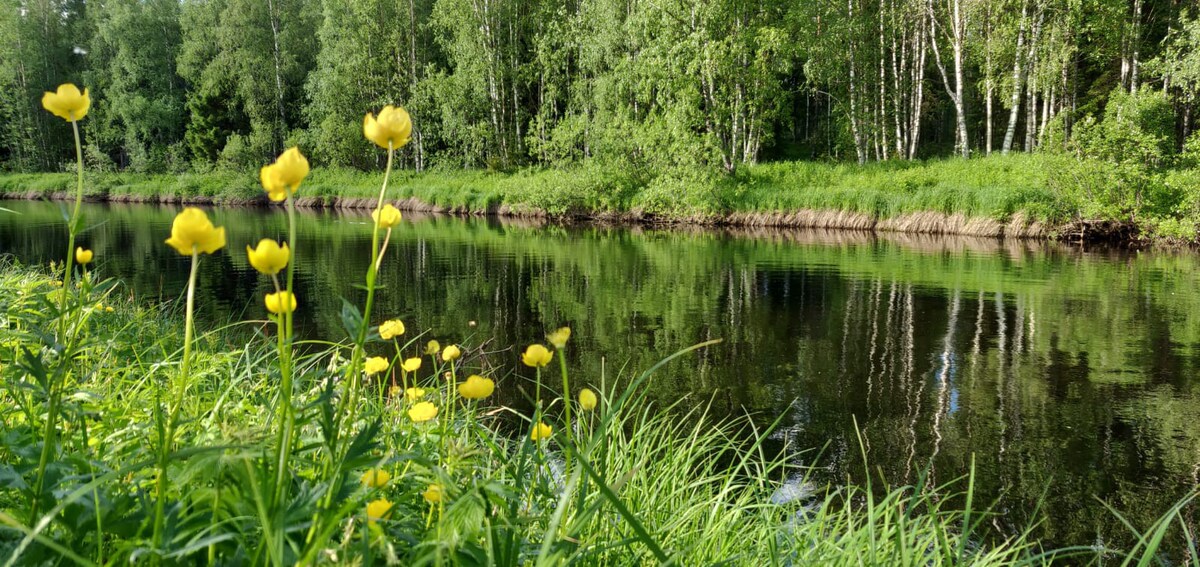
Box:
[0,154,1073,224]
[1,259,1198,564]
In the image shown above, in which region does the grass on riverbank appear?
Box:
[1,259,1198,564]
[0,154,1068,223]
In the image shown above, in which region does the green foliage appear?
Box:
[1049,88,1182,222]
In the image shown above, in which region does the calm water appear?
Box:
[3,199,1199,551]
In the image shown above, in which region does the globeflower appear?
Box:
[379,319,405,340]
[366,498,393,523]
[530,421,553,441]
[548,327,571,349]
[405,387,425,401]
[425,340,441,355]
[364,356,389,376]
[408,401,438,422]
[579,388,598,411]
[442,344,461,362]
[75,247,93,265]
[372,204,402,229]
[363,105,412,149]
[422,484,443,504]
[260,147,310,202]
[264,291,297,314]
[521,344,552,367]
[165,207,226,256]
[401,357,422,372]
[361,468,391,488]
[458,375,494,400]
[42,83,90,121]
[246,239,289,275]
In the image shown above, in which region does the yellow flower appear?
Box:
[75,247,93,265]
[408,401,438,422]
[425,340,441,355]
[245,239,289,275]
[363,105,412,149]
[422,484,443,504]
[579,388,598,411]
[521,344,553,367]
[42,83,90,121]
[366,499,393,523]
[405,387,425,401]
[457,375,494,400]
[547,327,571,349]
[361,468,391,488]
[441,344,461,362]
[264,291,297,314]
[530,421,553,441]
[165,207,226,256]
[364,356,389,376]
[379,319,405,340]
[401,357,422,372]
[104,305,114,313]
[259,147,310,202]
[372,204,402,229]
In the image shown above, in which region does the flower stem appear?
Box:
[271,196,297,513]
[306,143,393,553]
[31,117,85,523]
[558,351,573,471]
[152,249,199,558]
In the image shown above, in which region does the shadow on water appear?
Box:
[3,198,1199,555]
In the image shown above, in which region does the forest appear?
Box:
[3,0,1200,175]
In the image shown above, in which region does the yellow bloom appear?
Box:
[579,388,598,411]
[441,344,461,362]
[422,484,443,504]
[165,207,226,256]
[366,499,393,523]
[379,319,405,340]
[361,468,391,488]
[457,375,494,400]
[405,387,425,401]
[372,204,402,229]
[75,247,93,265]
[364,356,389,376]
[259,147,310,202]
[246,239,289,275]
[530,421,553,441]
[425,340,441,355]
[521,344,553,367]
[264,291,297,314]
[547,327,571,349]
[363,105,412,149]
[104,305,114,313]
[401,357,422,372]
[42,83,90,121]
[408,401,438,422]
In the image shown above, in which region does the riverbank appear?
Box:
[3,153,1192,241]
[0,154,1062,237]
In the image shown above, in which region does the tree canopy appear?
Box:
[1,0,1198,173]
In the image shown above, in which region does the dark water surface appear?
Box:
[3,199,1199,551]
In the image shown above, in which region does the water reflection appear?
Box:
[2,199,1199,552]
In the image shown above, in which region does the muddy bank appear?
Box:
[0,189,1135,242]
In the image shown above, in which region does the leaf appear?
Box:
[339,298,363,341]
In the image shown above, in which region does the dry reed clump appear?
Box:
[876,212,1003,236]
[725,209,878,230]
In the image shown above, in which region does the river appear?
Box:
[2,198,1197,552]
